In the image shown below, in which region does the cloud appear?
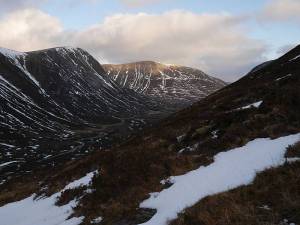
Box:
[0,0,47,14]
[120,0,165,7]
[261,0,300,22]
[0,9,267,81]
[0,9,66,51]
[76,0,166,7]
[72,11,267,81]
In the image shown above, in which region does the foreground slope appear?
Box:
[104,61,226,106]
[171,158,300,225]
[1,45,300,225]
[1,134,299,225]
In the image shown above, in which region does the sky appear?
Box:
[0,0,299,81]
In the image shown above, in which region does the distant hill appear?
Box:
[104,61,226,106]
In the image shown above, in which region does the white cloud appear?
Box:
[261,0,300,22]
[72,11,267,81]
[120,0,165,7]
[0,9,267,81]
[0,9,66,51]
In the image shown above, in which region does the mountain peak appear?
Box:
[105,61,186,70]
[25,46,84,54]
[0,46,88,59]
[0,47,26,59]
[104,61,226,105]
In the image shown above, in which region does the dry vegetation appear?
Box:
[286,141,300,159]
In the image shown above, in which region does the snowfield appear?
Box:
[0,171,97,225]
[139,133,300,225]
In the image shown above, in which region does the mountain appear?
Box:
[103,61,226,106]
[0,47,168,179]
[1,45,300,225]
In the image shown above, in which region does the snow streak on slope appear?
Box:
[234,100,263,111]
[139,133,300,225]
[0,47,162,181]
[0,47,152,129]
[0,48,45,93]
[0,171,97,225]
[240,100,263,109]
[104,61,227,105]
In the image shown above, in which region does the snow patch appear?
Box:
[138,133,300,225]
[176,134,186,143]
[178,143,199,154]
[237,101,263,110]
[258,205,271,210]
[64,171,97,190]
[0,47,25,58]
[0,170,98,225]
[286,157,300,163]
[91,217,103,224]
[0,161,19,168]
[0,143,15,148]
[211,130,218,139]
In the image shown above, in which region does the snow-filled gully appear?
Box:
[138,133,300,225]
[0,134,299,225]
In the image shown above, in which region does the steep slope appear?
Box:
[104,61,226,106]
[0,47,149,123]
[1,45,300,225]
[0,47,166,180]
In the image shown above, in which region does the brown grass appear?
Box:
[0,180,38,206]
[285,141,300,158]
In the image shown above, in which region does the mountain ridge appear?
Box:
[0,46,169,180]
[103,61,226,106]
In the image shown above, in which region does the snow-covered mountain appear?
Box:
[0,47,150,123]
[104,61,226,105]
[0,47,165,179]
